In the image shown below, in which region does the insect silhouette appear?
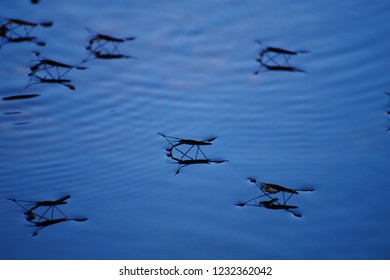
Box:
[159,133,228,175]
[83,30,136,62]
[235,177,314,218]
[8,195,87,237]
[254,40,308,75]
[0,18,53,49]
[2,94,40,101]
[26,52,87,90]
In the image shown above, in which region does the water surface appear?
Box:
[1,0,389,259]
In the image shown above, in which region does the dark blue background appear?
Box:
[1,0,389,259]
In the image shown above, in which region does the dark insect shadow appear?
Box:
[25,51,87,90]
[235,177,315,218]
[2,94,40,101]
[159,133,228,175]
[82,29,136,63]
[0,18,53,49]
[253,40,308,75]
[7,195,87,237]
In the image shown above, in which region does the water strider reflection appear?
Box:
[83,30,136,63]
[7,195,87,237]
[159,133,228,175]
[236,178,315,218]
[0,18,53,49]
[253,40,308,75]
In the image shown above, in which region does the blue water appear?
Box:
[1,0,389,259]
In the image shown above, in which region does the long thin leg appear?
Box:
[56,66,72,79]
[283,192,294,204]
[197,146,208,159]
[54,206,70,220]
[169,144,190,159]
[111,42,121,54]
[37,207,50,222]
[263,53,281,65]
[178,144,195,160]
[7,199,32,212]
[242,193,269,204]
[89,40,110,54]
[175,163,189,175]
[285,209,301,218]
[283,54,292,66]
[195,146,199,159]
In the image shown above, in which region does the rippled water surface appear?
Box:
[1,0,390,259]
